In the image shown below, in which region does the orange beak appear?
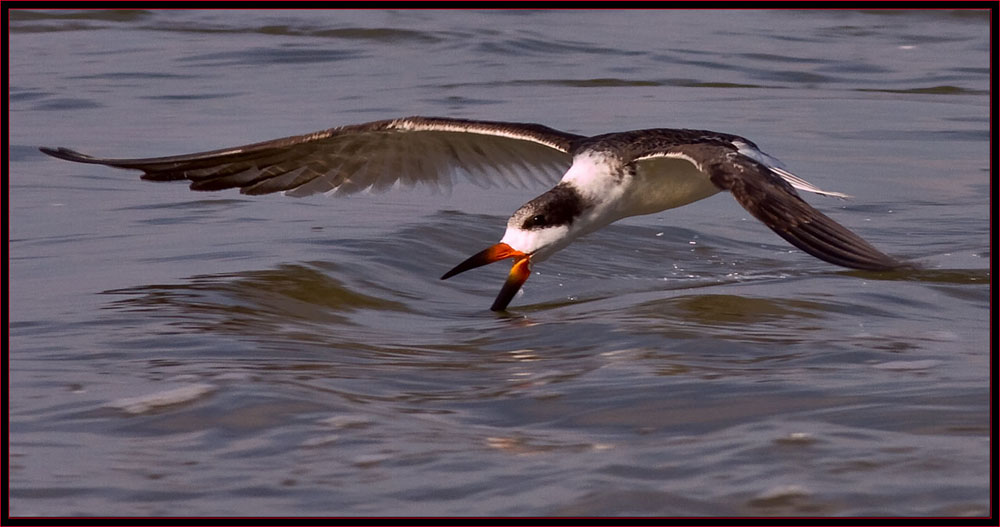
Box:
[441,242,531,311]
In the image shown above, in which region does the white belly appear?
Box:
[556,152,722,241]
[622,155,721,217]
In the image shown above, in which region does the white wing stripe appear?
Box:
[769,166,851,199]
[734,139,850,199]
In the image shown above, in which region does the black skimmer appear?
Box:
[40,116,900,311]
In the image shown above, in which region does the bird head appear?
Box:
[441,183,587,311]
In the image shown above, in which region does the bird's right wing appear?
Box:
[40,116,581,196]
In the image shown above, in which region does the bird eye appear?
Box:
[524,214,547,229]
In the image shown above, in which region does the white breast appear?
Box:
[626,153,722,216]
[561,151,721,226]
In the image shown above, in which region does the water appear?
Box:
[10,9,990,517]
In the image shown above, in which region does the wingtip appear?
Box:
[39,146,93,162]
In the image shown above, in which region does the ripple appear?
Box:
[106,383,217,415]
[477,36,643,57]
[31,97,103,111]
[857,85,987,95]
[181,48,367,67]
[103,263,411,335]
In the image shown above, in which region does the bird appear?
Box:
[39,116,900,311]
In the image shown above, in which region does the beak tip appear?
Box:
[441,242,530,310]
[489,300,509,312]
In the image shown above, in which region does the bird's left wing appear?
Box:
[629,131,898,271]
[706,153,899,271]
[39,116,581,196]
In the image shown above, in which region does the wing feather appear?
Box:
[707,155,899,271]
[39,116,580,196]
